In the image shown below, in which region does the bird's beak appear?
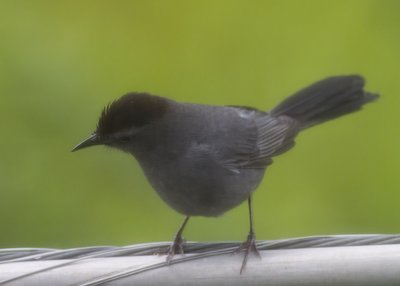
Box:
[72,133,102,152]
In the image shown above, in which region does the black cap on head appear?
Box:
[96,92,169,137]
[72,92,169,152]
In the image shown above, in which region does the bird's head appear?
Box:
[72,92,169,153]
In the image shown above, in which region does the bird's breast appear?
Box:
[135,147,265,216]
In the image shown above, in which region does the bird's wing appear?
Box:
[222,107,299,172]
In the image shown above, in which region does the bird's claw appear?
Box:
[235,232,261,274]
[165,234,185,264]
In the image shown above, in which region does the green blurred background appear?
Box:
[0,0,399,248]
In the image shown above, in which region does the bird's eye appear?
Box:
[119,136,130,143]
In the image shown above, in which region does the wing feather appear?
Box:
[222,107,299,171]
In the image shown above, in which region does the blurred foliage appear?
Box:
[0,0,399,248]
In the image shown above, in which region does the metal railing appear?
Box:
[1,234,400,285]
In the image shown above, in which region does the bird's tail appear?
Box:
[270,75,379,129]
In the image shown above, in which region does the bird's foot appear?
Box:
[163,234,185,264]
[234,232,261,274]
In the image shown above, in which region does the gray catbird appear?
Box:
[73,75,378,273]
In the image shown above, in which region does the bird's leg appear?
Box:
[166,216,190,264]
[235,195,261,274]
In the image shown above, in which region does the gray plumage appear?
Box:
[72,75,378,271]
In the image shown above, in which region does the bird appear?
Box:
[72,75,378,273]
